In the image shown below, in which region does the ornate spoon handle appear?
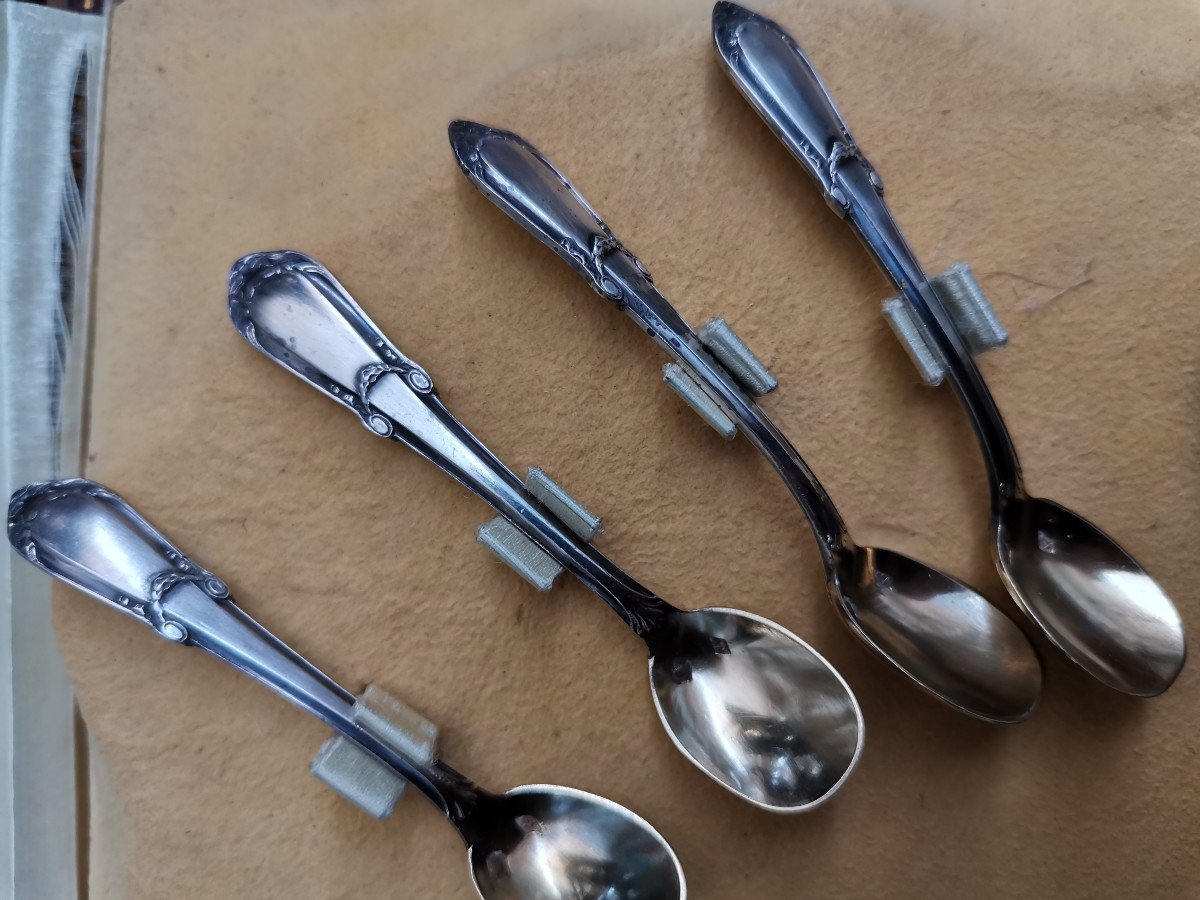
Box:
[6,479,476,818]
[228,251,673,636]
[450,121,850,560]
[713,1,1022,506]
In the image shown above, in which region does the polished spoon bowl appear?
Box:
[448,120,1042,724]
[229,250,863,811]
[713,0,1186,696]
[8,478,685,899]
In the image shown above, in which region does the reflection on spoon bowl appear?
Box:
[996,496,1186,696]
[648,608,863,812]
[470,785,685,900]
[833,547,1042,723]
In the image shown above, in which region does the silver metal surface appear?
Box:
[663,363,737,439]
[449,121,1042,725]
[478,517,563,591]
[469,785,683,900]
[229,250,863,811]
[8,479,686,899]
[650,608,858,810]
[698,318,777,396]
[714,0,1186,696]
[883,263,1006,386]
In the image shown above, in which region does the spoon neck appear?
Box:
[428,760,492,846]
[622,298,852,562]
[837,174,1024,508]
[641,609,685,657]
[641,606,734,662]
[934,339,1024,511]
[391,393,678,636]
[717,385,851,558]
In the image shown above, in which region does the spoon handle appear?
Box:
[6,478,477,820]
[228,251,673,636]
[450,121,850,558]
[712,1,1022,504]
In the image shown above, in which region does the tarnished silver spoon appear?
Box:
[449,120,1042,723]
[713,0,1185,696]
[229,250,863,812]
[8,478,685,899]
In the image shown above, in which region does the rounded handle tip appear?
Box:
[8,479,66,555]
[227,248,323,346]
[228,250,437,440]
[711,0,753,35]
[447,118,492,164]
[8,479,227,640]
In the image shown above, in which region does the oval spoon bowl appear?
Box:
[469,785,685,900]
[996,497,1185,696]
[649,607,863,812]
[835,547,1041,723]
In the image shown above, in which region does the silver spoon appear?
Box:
[228,250,863,812]
[8,478,685,899]
[712,1,1186,696]
[448,121,1042,724]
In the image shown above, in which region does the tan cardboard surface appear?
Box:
[63,0,1198,896]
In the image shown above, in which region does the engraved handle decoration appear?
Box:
[228,251,672,635]
[713,2,1022,501]
[6,478,353,712]
[227,249,437,440]
[451,122,851,557]
[7,478,474,818]
[9,479,229,642]
[712,2,882,217]
[448,120,661,308]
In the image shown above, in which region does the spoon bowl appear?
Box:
[834,547,1041,722]
[996,496,1185,696]
[648,607,862,812]
[470,785,685,900]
